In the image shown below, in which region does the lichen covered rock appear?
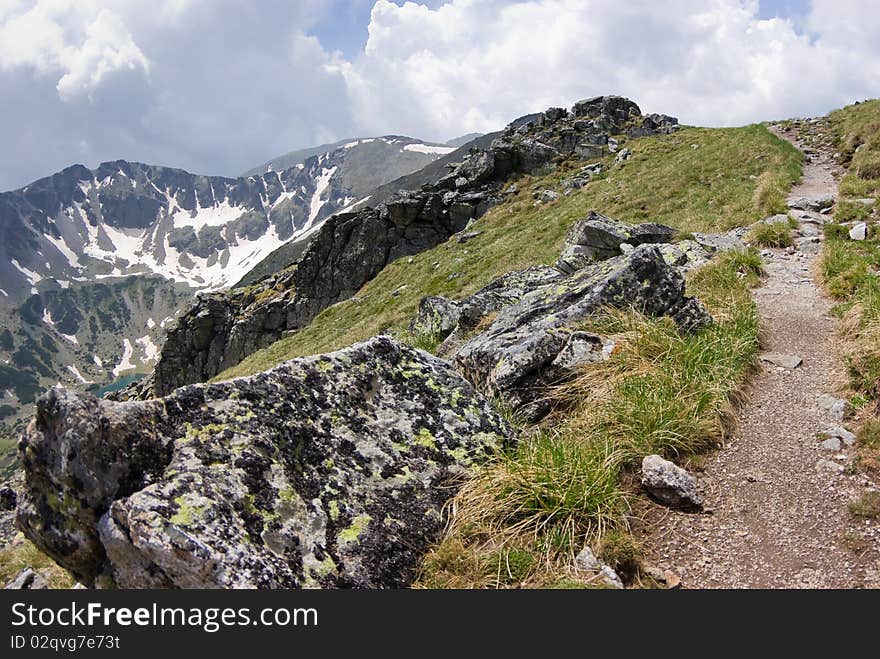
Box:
[17,337,514,589]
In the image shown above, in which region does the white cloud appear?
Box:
[1,0,879,192]
[342,0,880,139]
[0,1,149,100]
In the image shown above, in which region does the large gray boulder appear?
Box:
[17,337,513,589]
[453,245,711,419]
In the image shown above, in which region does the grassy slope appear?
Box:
[818,100,880,480]
[219,125,801,379]
[221,123,799,589]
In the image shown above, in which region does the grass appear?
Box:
[216,124,800,379]
[847,491,880,519]
[0,538,75,589]
[820,101,880,401]
[747,221,794,247]
[417,250,763,587]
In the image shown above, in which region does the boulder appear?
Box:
[0,486,16,511]
[411,266,565,343]
[17,337,514,589]
[641,455,703,510]
[819,426,856,447]
[557,212,677,266]
[816,394,847,422]
[4,568,49,590]
[453,245,711,419]
[534,189,560,203]
[849,222,867,241]
[787,195,835,212]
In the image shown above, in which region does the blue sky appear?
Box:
[0,0,877,191]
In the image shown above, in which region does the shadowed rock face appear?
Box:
[17,337,513,589]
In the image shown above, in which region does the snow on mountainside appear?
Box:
[0,135,455,441]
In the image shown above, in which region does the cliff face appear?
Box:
[148,96,680,395]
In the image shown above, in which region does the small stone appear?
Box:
[457,231,482,244]
[641,454,703,510]
[574,546,602,571]
[815,459,844,474]
[820,437,842,452]
[816,394,846,421]
[849,222,867,241]
[819,426,856,446]
[760,353,802,369]
[574,547,623,589]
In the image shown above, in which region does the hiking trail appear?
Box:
[640,123,880,588]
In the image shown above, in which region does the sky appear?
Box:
[0,0,878,191]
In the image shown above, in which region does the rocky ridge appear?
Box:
[145,96,681,396]
[13,201,752,589]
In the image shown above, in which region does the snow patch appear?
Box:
[11,259,43,285]
[112,339,136,377]
[172,198,243,229]
[42,308,55,326]
[339,195,372,214]
[403,143,457,155]
[60,333,78,345]
[67,365,93,385]
[45,232,81,268]
[307,166,337,228]
[136,335,159,363]
[0,289,7,297]
[146,317,156,329]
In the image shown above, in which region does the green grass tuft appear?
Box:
[848,491,880,518]
[747,221,793,248]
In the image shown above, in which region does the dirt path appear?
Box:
[640,123,880,588]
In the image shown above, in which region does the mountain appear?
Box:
[241,135,458,194]
[143,97,682,396]
[0,136,459,439]
[446,133,484,147]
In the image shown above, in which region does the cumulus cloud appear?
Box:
[0,0,352,190]
[0,1,149,100]
[342,0,880,140]
[1,0,879,191]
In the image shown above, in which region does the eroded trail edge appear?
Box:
[641,124,880,588]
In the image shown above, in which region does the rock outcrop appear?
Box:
[408,212,722,420]
[452,245,711,419]
[17,337,514,588]
[147,96,681,396]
